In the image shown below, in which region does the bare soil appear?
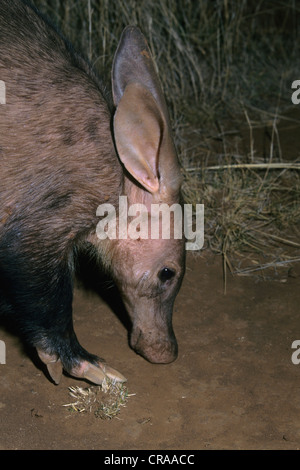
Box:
[1,250,300,450]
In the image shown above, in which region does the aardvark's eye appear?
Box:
[158,267,176,283]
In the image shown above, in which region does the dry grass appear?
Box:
[182,112,300,282]
[63,378,132,419]
[32,0,300,273]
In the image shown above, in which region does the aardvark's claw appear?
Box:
[37,349,63,385]
[98,363,127,383]
[82,362,107,384]
[78,361,127,385]
[37,348,127,385]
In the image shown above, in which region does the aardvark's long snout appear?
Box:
[130,324,178,364]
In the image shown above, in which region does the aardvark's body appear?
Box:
[0,0,185,385]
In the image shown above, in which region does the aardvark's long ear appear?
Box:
[112,26,181,196]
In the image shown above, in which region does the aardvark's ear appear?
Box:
[112,26,182,196]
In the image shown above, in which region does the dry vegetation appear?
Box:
[32,0,300,277]
[63,379,132,419]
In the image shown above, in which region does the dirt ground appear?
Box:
[1,249,300,451]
